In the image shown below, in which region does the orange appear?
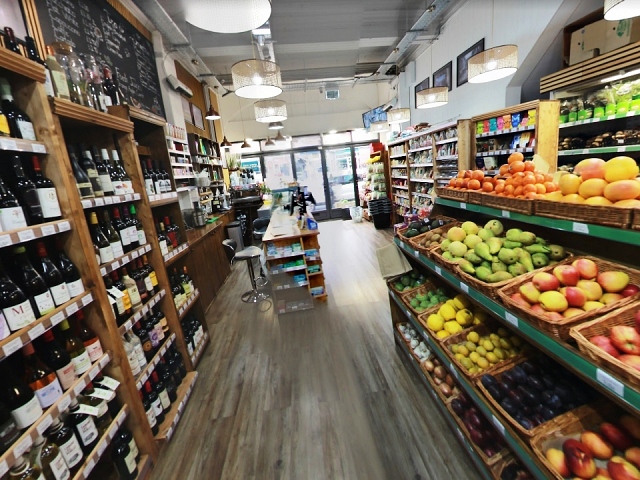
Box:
[514,185,524,197]
[504,185,515,196]
[457,171,466,178]
[463,170,472,179]
[448,178,456,187]
[471,170,485,181]
[462,178,470,188]
[508,152,524,164]
[535,184,546,194]
[545,173,554,182]
[522,184,537,194]
[512,176,524,187]
[543,181,556,193]
[494,183,505,194]
[505,177,514,187]
[522,175,535,185]
[499,164,510,176]
[524,192,537,199]
[455,178,465,188]
[510,161,525,173]
[534,173,545,184]
[482,182,494,192]
[523,161,536,172]
[468,179,481,190]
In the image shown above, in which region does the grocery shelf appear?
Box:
[98,244,152,277]
[410,178,433,183]
[390,153,407,159]
[170,162,193,168]
[434,197,640,245]
[393,331,493,480]
[557,145,640,156]
[274,280,309,290]
[0,137,47,154]
[392,185,408,190]
[0,47,46,82]
[435,155,459,161]
[173,174,195,180]
[50,98,134,132]
[392,176,408,180]
[118,289,167,335]
[149,192,179,207]
[476,147,534,157]
[71,406,129,480]
[178,289,200,320]
[412,193,432,198]
[476,124,535,138]
[408,145,432,153]
[270,264,306,274]
[435,137,459,145]
[81,193,142,209]
[394,238,640,416]
[190,332,209,368]
[559,110,640,128]
[266,251,305,261]
[168,149,190,156]
[410,163,433,167]
[166,135,188,145]
[394,194,409,200]
[0,218,71,249]
[307,270,323,277]
[0,353,111,475]
[163,242,190,265]
[0,291,94,360]
[156,371,198,441]
[136,332,176,389]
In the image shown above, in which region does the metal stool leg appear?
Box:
[241,257,270,303]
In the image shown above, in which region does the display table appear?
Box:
[263,211,327,314]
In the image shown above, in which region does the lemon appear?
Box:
[461,357,473,369]
[438,304,457,321]
[476,346,487,357]
[455,309,473,327]
[427,313,445,332]
[486,352,499,364]
[453,294,471,310]
[469,352,480,364]
[473,311,488,323]
[482,340,495,352]
[436,330,450,339]
[467,331,480,343]
[499,338,512,349]
[469,367,478,374]
[477,357,489,369]
[465,341,477,352]
[444,321,462,334]
[489,333,500,342]
[493,348,505,360]
[446,299,459,311]
[454,353,465,361]
[457,345,469,357]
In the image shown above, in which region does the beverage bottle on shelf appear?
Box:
[0,364,43,429]
[183,323,194,357]
[31,156,62,221]
[3,27,21,55]
[139,390,157,435]
[101,149,122,195]
[45,417,83,474]
[151,309,164,343]
[142,159,155,196]
[109,270,131,319]
[8,456,43,480]
[35,241,70,306]
[141,255,158,296]
[143,313,159,350]
[161,164,171,193]
[89,211,114,264]
[12,245,55,317]
[38,329,77,391]
[163,216,178,248]
[57,319,91,375]
[111,68,127,105]
[122,334,140,377]
[114,427,139,463]
[44,45,70,101]
[170,272,185,310]
[111,437,137,480]
[0,96,10,136]
[92,372,121,418]
[157,362,177,403]
[169,344,187,380]
[136,258,152,300]
[0,77,36,140]
[0,258,35,331]
[151,161,163,194]
[156,222,169,256]
[144,380,164,425]
[121,207,139,250]
[125,331,146,371]
[53,238,84,298]
[66,398,98,454]
[92,146,113,196]
[67,146,94,199]
[73,310,103,363]
[111,149,132,194]
[102,66,122,106]
[0,401,20,454]
[121,267,142,312]
[129,204,146,245]
[132,320,153,361]
[151,370,171,414]
[170,216,182,245]
[21,342,63,409]
[111,207,131,253]
[29,435,70,480]
[131,260,148,303]
[0,173,28,230]
[83,54,108,112]
[24,36,55,98]
[79,146,103,197]
[104,275,126,325]
[80,382,111,435]
[155,308,168,335]
[8,155,43,225]
[101,209,124,258]
[181,266,194,297]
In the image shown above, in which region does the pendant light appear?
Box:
[237,96,252,148]
[274,130,285,142]
[205,105,221,120]
[232,59,282,99]
[387,108,410,124]
[220,136,232,149]
[265,137,275,146]
[268,121,284,130]
[604,0,640,19]
[369,120,389,133]
[416,48,448,109]
[185,0,271,34]
[254,99,287,122]
[468,0,518,83]
[241,139,252,148]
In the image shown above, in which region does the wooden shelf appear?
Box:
[166,136,188,145]
[50,98,134,132]
[163,242,189,265]
[118,289,167,336]
[435,137,459,144]
[148,192,179,207]
[168,149,190,156]
[270,264,306,274]
[475,125,534,138]
[137,145,152,156]
[155,371,198,441]
[170,162,193,168]
[190,332,209,368]
[98,244,152,277]
[173,174,195,180]
[274,280,309,290]
[0,48,46,82]
[178,289,200,320]
[136,332,176,389]
[134,455,153,480]
[0,218,71,249]
[110,105,166,127]
[407,145,432,153]
[81,193,142,209]
[0,137,47,154]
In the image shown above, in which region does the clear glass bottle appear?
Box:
[49,42,84,106]
[45,45,70,100]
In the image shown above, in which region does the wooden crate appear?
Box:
[535,199,633,228]
[435,186,468,203]
[482,194,535,215]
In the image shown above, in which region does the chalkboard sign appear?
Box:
[34,0,164,117]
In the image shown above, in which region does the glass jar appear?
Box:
[49,42,89,107]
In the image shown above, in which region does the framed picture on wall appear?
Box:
[414,77,430,108]
[191,104,204,130]
[457,39,484,87]
[181,96,193,124]
[433,62,453,92]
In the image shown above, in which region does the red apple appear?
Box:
[561,286,588,307]
[626,447,640,468]
[554,265,581,286]
[533,272,561,292]
[610,326,640,355]
[622,285,640,298]
[572,258,599,280]
[601,423,635,451]
[546,311,565,321]
[591,335,621,358]
[635,310,640,334]
[620,355,640,372]
[518,282,540,304]
[530,304,546,315]
[563,438,597,479]
[582,430,614,460]
[510,292,531,308]
[546,447,571,477]
[607,455,640,480]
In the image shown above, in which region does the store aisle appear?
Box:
[152,220,481,480]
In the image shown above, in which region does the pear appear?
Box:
[447,241,468,258]
[486,271,514,283]
[486,237,503,254]
[474,242,493,262]
[464,250,483,265]
[475,266,492,281]
[457,259,476,275]
[508,263,527,277]
[548,244,566,261]
[516,248,534,272]
[477,228,494,241]
[497,248,518,265]
[491,259,508,273]
[506,228,523,242]
[461,221,479,235]
[463,234,482,250]
[532,253,549,268]
[484,219,504,236]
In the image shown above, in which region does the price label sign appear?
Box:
[51,311,64,326]
[94,198,104,206]
[501,210,510,218]
[3,337,23,357]
[491,415,506,436]
[414,250,420,258]
[596,368,625,397]
[65,303,78,316]
[58,221,70,232]
[0,235,11,247]
[572,222,589,234]
[434,266,442,275]
[14,436,32,458]
[617,146,627,153]
[81,200,92,208]
[28,323,46,340]
[36,414,53,435]
[104,197,113,204]
[32,143,46,153]
[459,282,469,293]
[504,312,519,328]
[17,229,35,242]
[0,139,17,150]
[459,202,467,210]
[41,225,56,237]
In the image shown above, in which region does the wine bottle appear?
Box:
[144,380,164,424]
[109,270,131,318]
[151,370,171,414]
[170,344,187,379]
[163,216,178,248]
[143,313,158,350]
[8,155,42,225]
[93,372,120,418]
[12,245,55,317]
[111,207,131,253]
[53,238,84,298]
[150,310,164,344]
[132,321,153,361]
[111,438,137,480]
[142,159,154,196]
[24,36,55,98]
[114,427,139,462]
[126,331,146,370]
[101,149,123,194]
[22,342,63,409]
[121,207,139,250]
[132,259,148,303]
[79,147,103,197]
[129,204,146,245]
[102,65,122,106]
[92,146,113,196]
[80,382,111,434]
[45,417,83,473]
[141,255,158,296]
[111,149,132,194]
[155,308,168,335]
[89,211,113,264]
[122,334,140,376]
[165,352,182,387]
[157,363,177,403]
[45,46,71,101]
[3,27,21,55]
[73,310,103,363]
[39,329,77,390]
[0,77,36,140]
[57,319,91,375]
[101,210,124,258]
[30,435,70,480]
[151,161,163,194]
[0,97,10,136]
[181,266,194,297]
[66,399,98,454]
[161,163,171,193]
[121,267,142,312]
[139,390,157,435]
[0,365,43,429]
[35,241,70,306]
[0,401,20,454]
[111,68,127,105]
[156,222,169,256]
[0,174,28,230]
[31,156,62,221]
[0,258,36,331]
[83,55,108,112]
[8,456,43,480]
[67,146,94,199]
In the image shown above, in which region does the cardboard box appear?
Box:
[569,18,640,66]
[605,18,640,53]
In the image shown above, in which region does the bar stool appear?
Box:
[222,239,270,303]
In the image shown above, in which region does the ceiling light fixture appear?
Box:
[328,130,337,134]
[254,99,287,122]
[274,130,285,141]
[221,136,232,149]
[232,59,282,99]
[265,137,275,146]
[369,120,390,133]
[601,68,640,83]
[241,139,251,148]
[605,0,640,19]
[185,0,271,34]
[416,87,448,109]
[268,121,284,130]
[387,108,410,124]
[205,106,221,120]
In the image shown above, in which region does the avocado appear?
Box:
[405,228,419,238]
[409,222,423,230]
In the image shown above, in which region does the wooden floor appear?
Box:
[152,220,481,480]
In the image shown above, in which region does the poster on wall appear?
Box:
[433,62,452,92]
[182,96,192,124]
[191,104,204,130]
[414,77,430,108]
[457,39,484,86]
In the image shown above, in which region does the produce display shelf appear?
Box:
[0,353,111,475]
[270,264,307,274]
[163,242,189,265]
[557,144,640,156]
[410,178,433,183]
[274,280,309,290]
[393,331,494,480]
[392,185,409,190]
[390,153,407,159]
[390,164,407,169]
[394,238,640,416]
[0,137,47,154]
[50,98,134,132]
[392,176,408,180]
[168,149,189,156]
[136,332,176,389]
[118,289,167,335]
[435,155,459,161]
[190,332,209,368]
[412,193,432,199]
[475,124,535,138]
[178,289,200,320]
[156,371,198,441]
[81,193,141,209]
[410,163,433,167]
[435,137,459,145]
[559,110,640,128]
[0,218,71,249]
[476,147,534,157]
[408,145,432,153]
[170,162,193,168]
[0,291,94,360]
[266,251,305,261]
[148,191,178,207]
[435,197,640,246]
[71,406,129,480]
[99,244,152,277]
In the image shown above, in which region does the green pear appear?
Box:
[461,221,479,235]
[464,250,483,265]
[474,242,493,262]
[498,248,518,265]
[548,244,566,261]
[531,253,549,268]
[477,228,495,241]
[486,271,514,283]
[484,219,504,236]
[508,263,527,277]
[448,241,468,258]
[486,237,503,254]
[457,259,476,275]
[506,228,523,242]
[475,266,492,281]
[464,234,483,250]
[491,259,508,273]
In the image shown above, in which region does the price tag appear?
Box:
[94,198,104,206]
[50,311,64,326]
[14,436,32,457]
[501,210,510,218]
[435,266,442,275]
[28,322,46,339]
[134,193,141,200]
[0,139,17,150]
[122,256,129,264]
[104,197,113,204]
[85,459,95,476]
[100,267,107,276]
[596,368,625,397]
[575,120,584,125]
[76,404,100,416]
[99,355,110,368]
[572,222,589,234]
[459,202,467,210]
[627,111,636,117]
[18,229,35,242]
[414,250,420,258]
[97,441,107,456]
[618,146,627,153]
[74,381,86,395]
[449,364,459,379]
[0,461,7,478]
[32,143,46,153]
[99,375,120,390]
[0,235,11,247]
[459,282,469,293]
[582,149,589,154]
[90,365,99,378]
[58,221,70,232]
[3,337,22,357]
[36,414,53,434]
[505,311,519,327]
[58,395,71,411]
[607,115,616,120]
[81,200,92,208]
[124,194,132,201]
[41,225,56,237]
[90,388,115,401]
[491,415,505,436]
[131,250,138,259]
[65,302,78,316]
[82,293,93,305]
[124,320,132,332]
[111,261,120,270]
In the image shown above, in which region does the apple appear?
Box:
[598,271,631,293]
[622,285,640,298]
[563,438,597,479]
[546,311,565,321]
[572,258,599,280]
[591,335,621,358]
[519,282,540,304]
[620,416,640,441]
[561,286,588,307]
[601,293,625,305]
[626,447,640,468]
[610,326,640,355]
[530,304,546,315]
[607,455,640,480]
[584,300,606,311]
[636,310,640,334]
[533,272,561,292]
[563,307,585,318]
[578,280,604,301]
[596,466,613,479]
[601,423,635,451]
[539,291,569,312]
[620,355,640,372]
[582,430,614,460]
[509,293,531,308]
[546,447,570,477]
[554,265,581,286]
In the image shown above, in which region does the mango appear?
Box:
[597,271,630,293]
[584,196,613,206]
[561,193,585,203]
[447,227,466,242]
[559,173,582,195]
[615,199,640,208]
[545,191,564,201]
[579,178,608,198]
[539,291,568,312]
[603,156,639,182]
[574,158,606,180]
[604,180,640,202]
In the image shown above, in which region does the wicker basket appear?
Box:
[535,199,633,228]
[420,359,459,405]
[387,273,431,295]
[482,194,535,215]
[395,323,427,363]
[475,359,596,440]
[493,455,530,480]
[570,301,640,389]
[633,208,640,231]
[400,282,444,316]
[498,256,640,340]
[436,187,469,203]
[466,190,484,206]
[408,222,461,257]
[431,245,464,270]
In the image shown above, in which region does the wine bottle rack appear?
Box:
[177,289,199,320]
[80,193,142,209]
[163,243,189,265]
[0,219,71,249]
[190,332,209,369]
[148,192,178,207]
[156,371,198,442]
[0,137,47,154]
[98,244,152,277]
[117,289,167,335]
[136,333,176,390]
